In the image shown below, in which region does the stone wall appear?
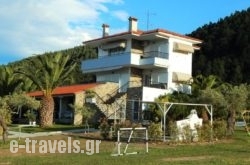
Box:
[73,92,84,125]
[73,82,143,124]
[130,68,142,87]
[92,82,119,100]
[93,82,127,120]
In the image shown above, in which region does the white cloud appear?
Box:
[112,10,129,21]
[0,0,127,62]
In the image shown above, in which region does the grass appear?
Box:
[0,128,250,165]
[9,124,84,133]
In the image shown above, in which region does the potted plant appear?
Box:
[24,110,36,125]
[85,90,96,103]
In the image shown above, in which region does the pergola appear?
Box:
[135,101,213,141]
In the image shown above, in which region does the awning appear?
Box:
[101,42,126,50]
[172,72,192,82]
[173,42,194,53]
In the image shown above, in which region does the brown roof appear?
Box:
[28,83,99,97]
[83,28,202,44]
[144,29,202,42]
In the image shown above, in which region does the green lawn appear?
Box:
[9,124,85,133]
[0,128,250,165]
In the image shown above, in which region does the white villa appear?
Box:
[81,17,202,123]
[25,17,201,125]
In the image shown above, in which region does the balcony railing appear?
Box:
[82,51,169,72]
[121,81,168,90]
[97,51,168,59]
[143,82,168,89]
[143,51,169,59]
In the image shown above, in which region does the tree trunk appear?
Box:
[227,110,235,135]
[0,116,8,143]
[39,96,54,127]
[202,109,209,123]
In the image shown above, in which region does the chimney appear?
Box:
[102,24,109,37]
[128,17,138,32]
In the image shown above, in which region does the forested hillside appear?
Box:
[7,45,97,91]
[189,7,250,84]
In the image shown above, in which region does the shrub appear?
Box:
[168,121,178,141]
[99,117,111,140]
[197,122,212,142]
[0,97,12,124]
[148,122,162,141]
[213,120,227,139]
[24,110,36,122]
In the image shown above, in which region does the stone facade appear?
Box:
[92,82,119,99]
[73,92,84,125]
[72,82,142,125]
[91,82,127,122]
[129,68,142,87]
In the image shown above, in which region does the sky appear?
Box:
[0,0,249,65]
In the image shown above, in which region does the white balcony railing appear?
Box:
[82,51,169,73]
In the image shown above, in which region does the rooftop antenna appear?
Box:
[146,10,156,30]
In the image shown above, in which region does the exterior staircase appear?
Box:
[90,83,127,122]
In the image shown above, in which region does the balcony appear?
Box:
[143,82,168,89]
[82,51,169,73]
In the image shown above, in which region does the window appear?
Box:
[108,47,125,56]
[132,101,140,121]
[143,74,151,86]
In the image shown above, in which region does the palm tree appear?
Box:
[192,74,221,96]
[192,74,222,122]
[18,78,38,92]
[16,53,77,127]
[0,65,23,97]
